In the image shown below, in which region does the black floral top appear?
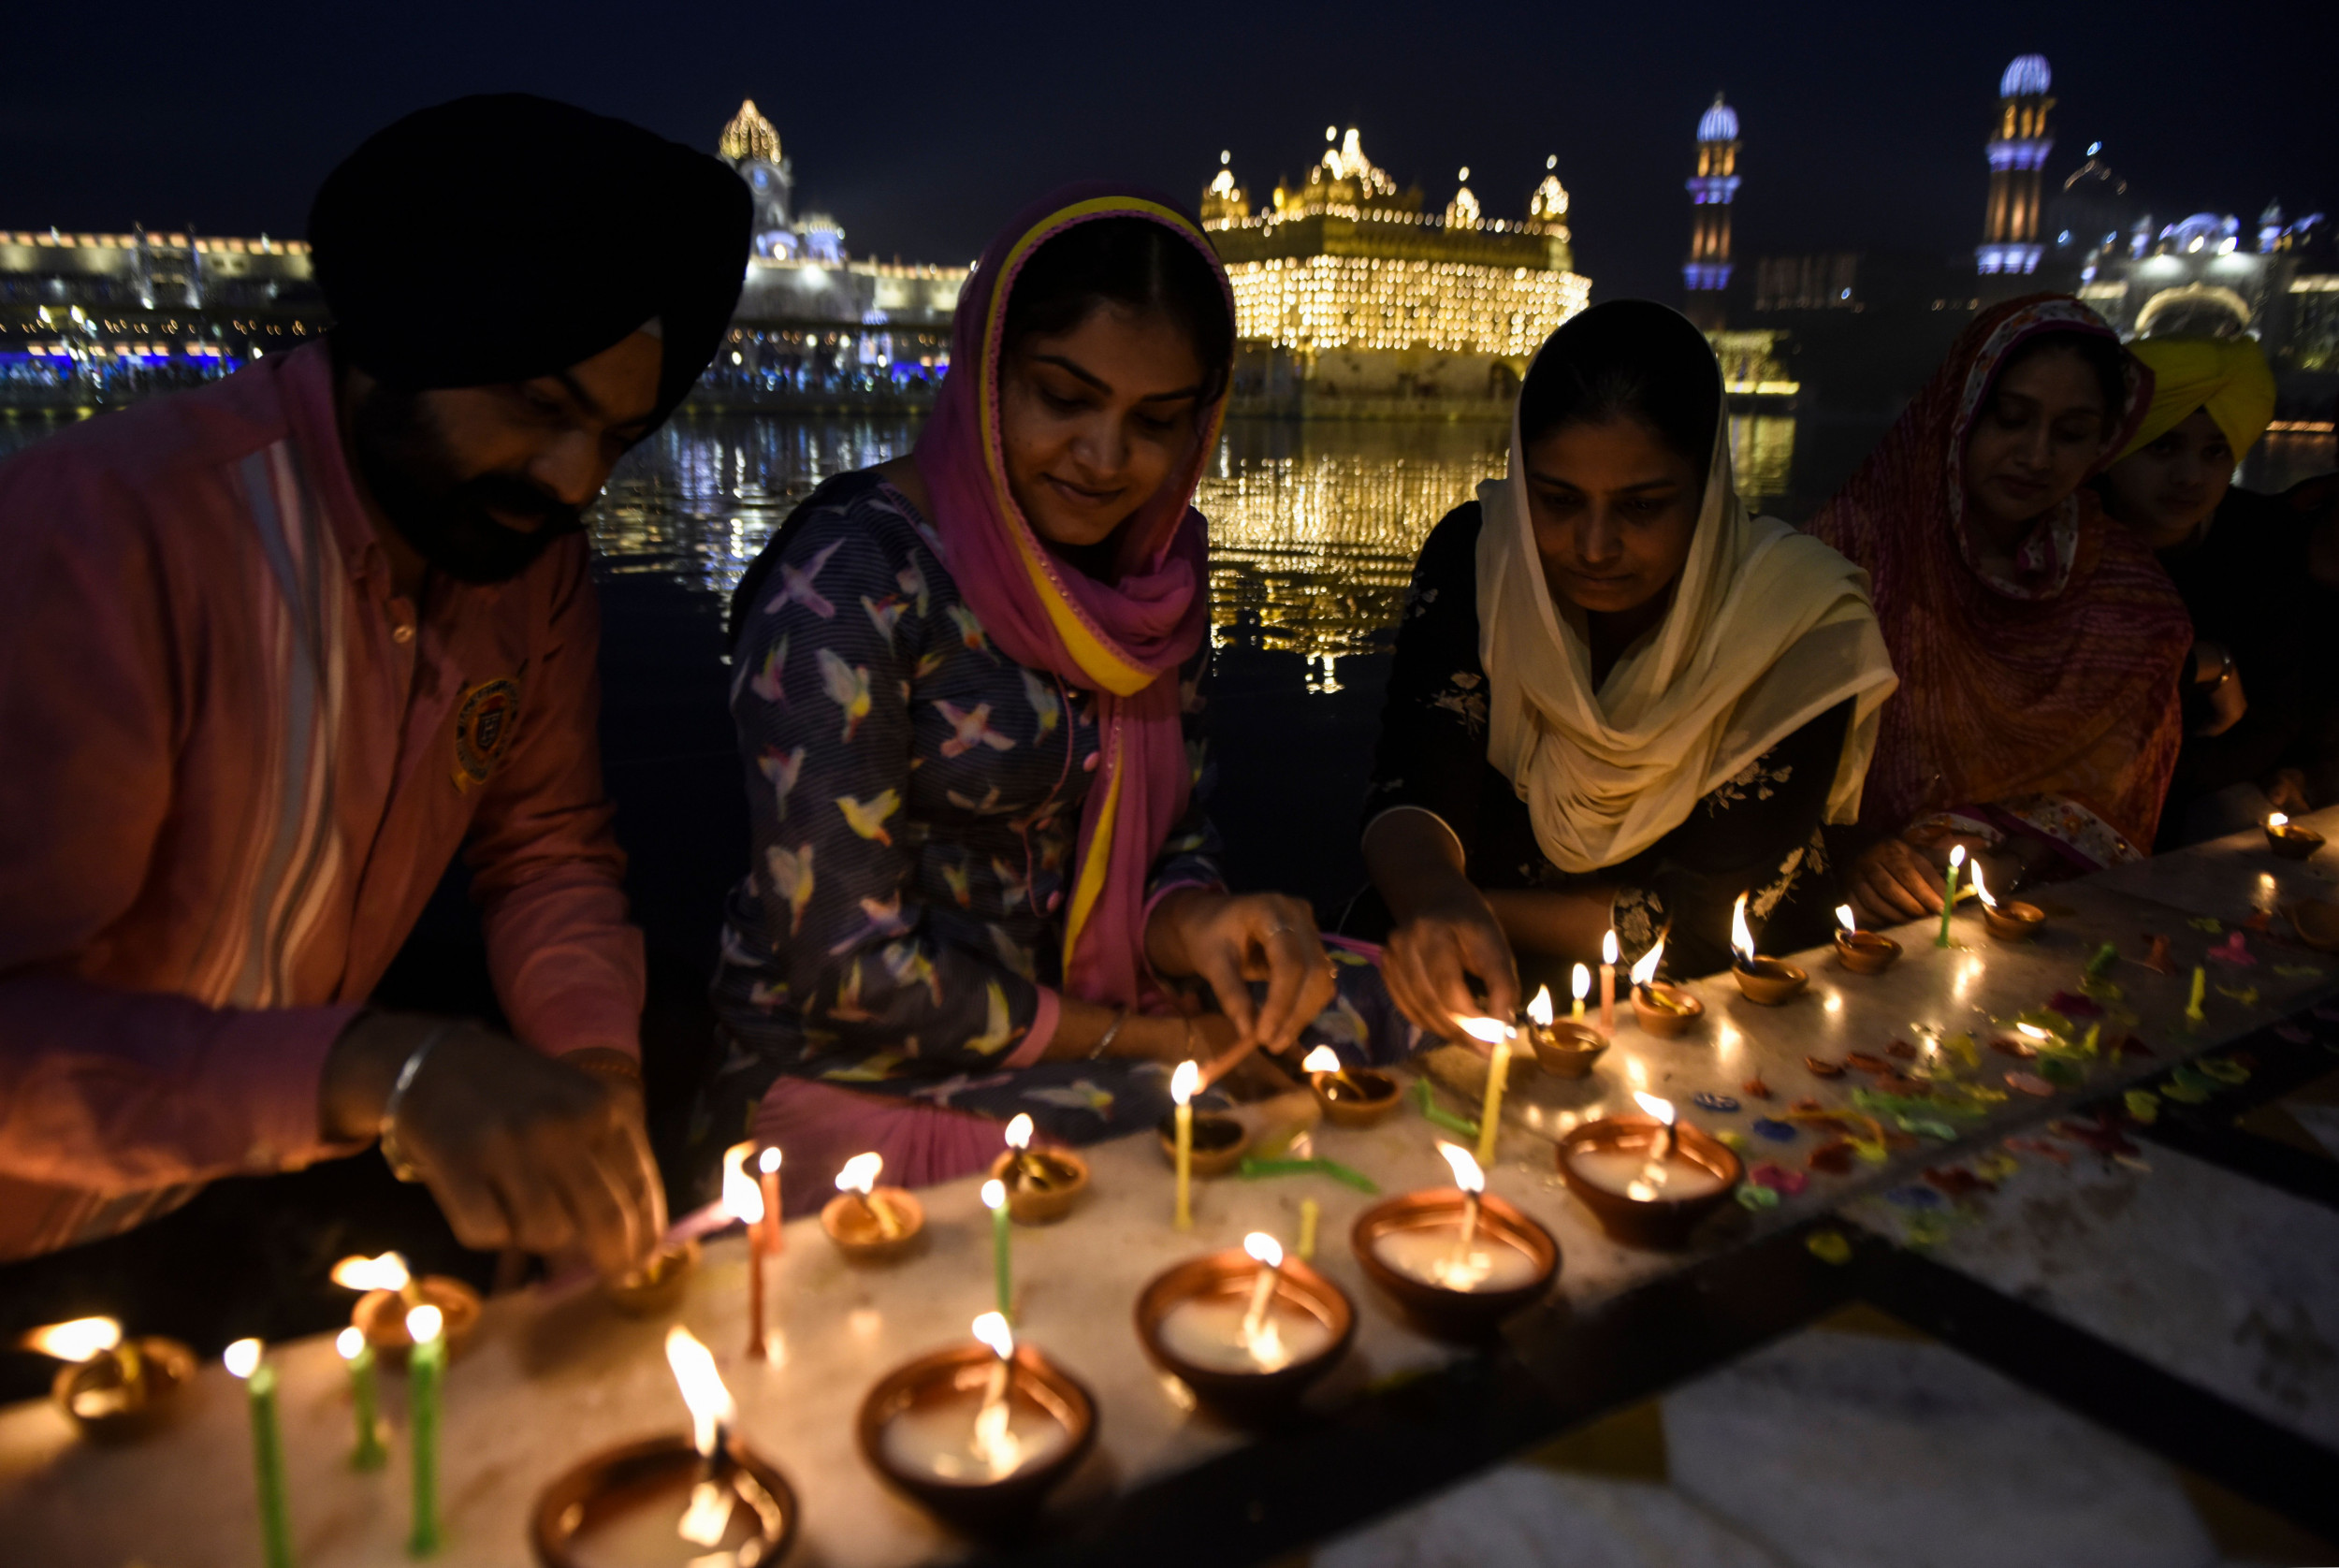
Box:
[705,471,1226,1143]
[1363,502,1852,979]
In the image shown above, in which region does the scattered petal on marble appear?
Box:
[1736,1183,1780,1211]
[2047,992,2103,1018]
[2145,936,2175,974]
[1750,1162,1807,1194]
[2241,910,2273,934]
[2051,1116,2139,1156]
[1885,1184,1945,1210]
[1741,1078,1772,1099]
[1809,1140,1854,1173]
[1805,1056,1845,1078]
[1717,1129,1751,1153]
[2275,1023,2315,1043]
[1851,1138,1889,1164]
[1975,1150,2022,1181]
[2113,1154,2153,1173]
[2186,916,2223,934]
[1845,1052,1893,1074]
[2207,931,2257,967]
[2216,984,2261,1009]
[1805,1229,1852,1264]
[1901,1211,1956,1247]
[2005,1070,2055,1097]
[2124,1089,2160,1124]
[1693,1092,1741,1113]
[1922,1166,1991,1198]
[1888,1039,1918,1059]
[2161,1080,2210,1104]
[1791,1096,1825,1113]
[2273,965,2325,980]
[1990,1037,2037,1059]
[1751,1117,1799,1142]
[2197,1057,2249,1084]
[2006,1136,2070,1165]
[2116,1034,2153,1057]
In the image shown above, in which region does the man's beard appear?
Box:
[348,385,586,584]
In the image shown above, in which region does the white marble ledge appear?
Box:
[2088,804,2339,927]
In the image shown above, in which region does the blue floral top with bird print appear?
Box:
[706,469,1235,1144]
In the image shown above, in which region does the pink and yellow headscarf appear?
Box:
[913,186,1232,1008]
[2118,336,2277,462]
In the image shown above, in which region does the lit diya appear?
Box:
[1157,1076,1250,1181]
[1970,862,2044,943]
[1302,1044,1402,1126]
[858,1312,1096,1536]
[822,1152,926,1262]
[1136,1230,1354,1423]
[531,1326,797,1568]
[21,1317,196,1443]
[332,1252,482,1364]
[1350,1144,1559,1340]
[987,1112,1090,1225]
[2265,811,2325,862]
[1559,1092,1743,1248]
[1521,982,1606,1078]
[1728,893,1809,1005]
[1627,934,1704,1037]
[1833,904,1901,973]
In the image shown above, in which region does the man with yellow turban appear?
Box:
[2097,335,2317,846]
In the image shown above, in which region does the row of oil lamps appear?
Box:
[11,838,2234,1563]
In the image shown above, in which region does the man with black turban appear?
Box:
[0,95,750,1315]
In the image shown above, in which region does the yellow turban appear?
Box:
[2119,336,2277,462]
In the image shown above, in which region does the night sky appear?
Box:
[8,0,2332,302]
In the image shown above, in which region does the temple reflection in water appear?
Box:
[586,411,1802,689]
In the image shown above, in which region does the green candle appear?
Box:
[981,1177,1012,1320]
[405,1306,445,1558]
[225,1339,296,1568]
[335,1328,386,1472]
[1936,847,1965,948]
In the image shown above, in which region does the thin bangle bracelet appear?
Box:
[379,1022,457,1183]
[1088,1008,1129,1060]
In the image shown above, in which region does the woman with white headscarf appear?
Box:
[1358,301,1897,1026]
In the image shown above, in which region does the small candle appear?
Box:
[331,1250,419,1307]
[336,1328,386,1472]
[2270,811,2289,831]
[1297,1198,1320,1262]
[1301,1042,1359,1096]
[1003,1112,1041,1185]
[406,1306,446,1557]
[1456,1015,1514,1168]
[758,1145,783,1256]
[2186,965,2206,1024]
[1629,935,1666,1008]
[225,1339,296,1568]
[968,1314,1025,1479]
[1937,846,1966,949]
[1837,904,1858,936]
[1570,963,1590,1020]
[666,1326,741,1550]
[835,1152,903,1238]
[1599,929,1619,1037]
[1171,1060,1199,1231]
[982,1179,1012,1319]
[723,1143,769,1360]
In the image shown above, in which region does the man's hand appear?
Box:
[322,1012,664,1279]
[1381,890,1519,1041]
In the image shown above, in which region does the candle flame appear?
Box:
[22,1317,122,1362]
[1170,1059,1200,1106]
[971,1311,1014,1360]
[1243,1231,1284,1269]
[1436,1141,1485,1195]
[1731,892,1757,967]
[981,1178,1007,1212]
[1004,1112,1034,1152]
[723,1142,765,1226]
[1632,1091,1677,1125]
[2269,812,2289,830]
[1571,963,1591,1001]
[1630,934,1665,990]
[1950,845,1968,868]
[1301,1044,1343,1075]
[1969,860,1998,909]
[835,1151,883,1197]
[2015,1022,2050,1040]
[758,1145,782,1176]
[1454,1015,1510,1045]
[329,1251,410,1293]
[1602,929,1620,965]
[405,1305,443,1345]
[1836,904,1857,935]
[336,1327,366,1361]
[223,1339,261,1379]
[664,1326,734,1457]
[1525,985,1553,1026]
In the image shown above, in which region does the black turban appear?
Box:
[310,94,751,422]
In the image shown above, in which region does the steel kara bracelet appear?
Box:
[378,1021,458,1183]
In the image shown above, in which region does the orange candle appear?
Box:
[1599,929,1619,1038]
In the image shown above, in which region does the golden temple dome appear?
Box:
[719,98,781,165]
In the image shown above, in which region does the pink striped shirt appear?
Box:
[0,341,644,1261]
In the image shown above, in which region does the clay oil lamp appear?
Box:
[1728,893,1808,1006]
[1301,1044,1402,1127]
[602,1241,702,1320]
[987,1112,1089,1225]
[1833,903,1901,974]
[531,1326,796,1568]
[1158,1071,1250,1182]
[2285,897,2339,953]
[822,1152,925,1263]
[1627,934,1704,1037]
[1559,1092,1743,1249]
[1522,982,1606,1078]
[2265,811,2325,862]
[21,1316,196,1444]
[859,1311,1096,1537]
[1136,1230,1355,1424]
[1351,1144,1559,1341]
[1970,862,2045,944]
[332,1252,482,1364]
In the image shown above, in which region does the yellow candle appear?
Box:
[1170,1060,1199,1230]
[1297,1198,1320,1262]
[2186,965,2206,1023]
[1570,963,1589,1020]
[1456,1016,1513,1168]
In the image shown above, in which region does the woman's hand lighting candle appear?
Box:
[406,1306,446,1558]
[1937,846,1966,948]
[1570,963,1590,1020]
[225,1338,296,1568]
[723,1143,769,1359]
[982,1179,1012,1319]
[1170,1060,1199,1230]
[336,1328,386,1472]
[1454,1015,1515,1168]
[1599,929,1620,1037]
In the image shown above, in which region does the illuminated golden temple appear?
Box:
[1203,130,1591,408]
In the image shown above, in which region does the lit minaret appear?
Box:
[1683,94,1739,329]
[1978,55,2054,275]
